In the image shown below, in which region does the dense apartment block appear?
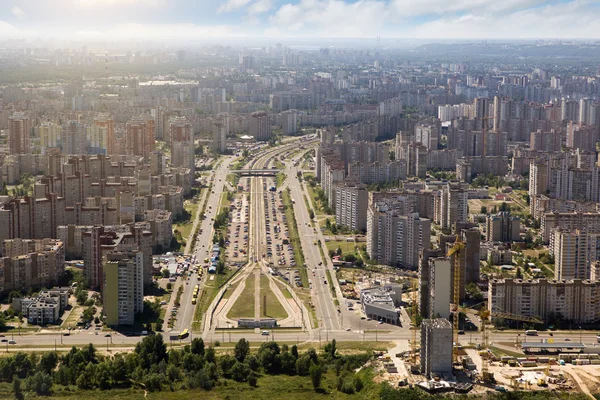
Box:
[334,182,368,231]
[103,250,144,327]
[366,199,431,269]
[421,318,453,378]
[83,225,152,289]
[427,257,452,319]
[9,112,30,154]
[486,211,521,242]
[0,239,65,295]
[489,278,600,324]
[552,229,600,280]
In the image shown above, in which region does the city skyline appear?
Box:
[1,0,600,41]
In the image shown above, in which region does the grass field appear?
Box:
[192,267,238,332]
[260,275,288,320]
[62,305,84,328]
[326,240,357,256]
[227,273,256,319]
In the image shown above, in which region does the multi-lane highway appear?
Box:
[171,157,234,333]
[9,136,600,356]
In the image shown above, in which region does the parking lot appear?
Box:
[227,177,250,263]
[260,174,305,289]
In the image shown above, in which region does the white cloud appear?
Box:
[75,0,166,8]
[388,0,547,18]
[10,6,26,18]
[248,0,273,15]
[268,0,388,36]
[106,22,245,39]
[218,0,252,13]
[0,20,36,37]
[411,0,600,38]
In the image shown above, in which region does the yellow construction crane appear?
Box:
[479,305,493,383]
[447,241,465,364]
[410,280,419,372]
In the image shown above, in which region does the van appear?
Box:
[8,340,16,344]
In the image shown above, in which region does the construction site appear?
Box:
[363,240,600,398]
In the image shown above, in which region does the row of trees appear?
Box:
[0,335,371,396]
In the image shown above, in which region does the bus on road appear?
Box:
[179,329,189,340]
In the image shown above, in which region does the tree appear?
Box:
[161,269,170,278]
[234,338,250,362]
[325,339,336,358]
[166,282,172,290]
[516,267,523,279]
[25,371,53,395]
[12,375,23,400]
[480,206,487,214]
[219,354,237,378]
[143,373,165,392]
[231,361,250,382]
[248,370,258,387]
[191,338,205,356]
[76,290,88,305]
[244,354,260,371]
[336,247,342,256]
[309,362,323,390]
[39,351,58,374]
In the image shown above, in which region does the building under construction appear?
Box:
[421,318,453,378]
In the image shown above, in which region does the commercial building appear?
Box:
[421,318,453,378]
[488,278,600,324]
[359,285,402,324]
[103,250,144,326]
[12,289,69,325]
[486,211,520,242]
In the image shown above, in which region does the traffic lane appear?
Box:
[290,185,339,330]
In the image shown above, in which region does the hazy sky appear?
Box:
[1,0,600,40]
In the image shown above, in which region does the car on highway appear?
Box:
[261,330,270,336]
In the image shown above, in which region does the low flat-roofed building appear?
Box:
[359,284,402,324]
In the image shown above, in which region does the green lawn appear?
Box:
[227,273,256,319]
[260,275,289,320]
[192,267,238,332]
[326,240,357,256]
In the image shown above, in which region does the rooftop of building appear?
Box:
[423,318,452,329]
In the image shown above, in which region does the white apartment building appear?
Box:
[489,278,600,324]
